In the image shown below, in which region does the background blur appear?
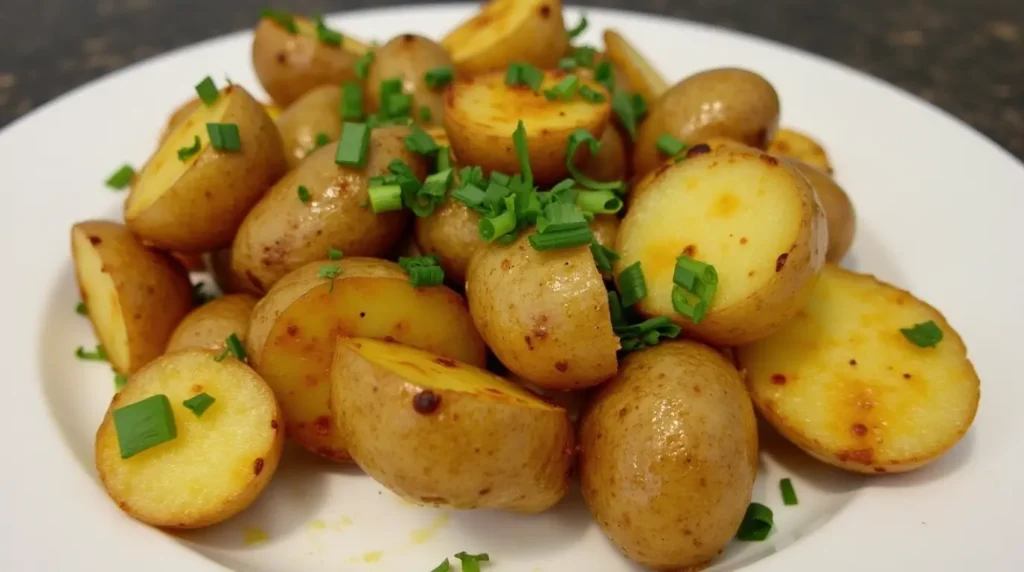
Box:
[0,0,1021,158]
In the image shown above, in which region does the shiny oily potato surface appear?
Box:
[442,0,569,76]
[275,85,343,168]
[366,34,453,127]
[166,294,258,354]
[769,127,833,174]
[736,265,980,474]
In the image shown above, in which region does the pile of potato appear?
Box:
[71,1,980,569]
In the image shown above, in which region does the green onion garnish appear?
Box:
[380,78,402,102]
[480,197,518,242]
[341,81,363,120]
[528,227,593,251]
[594,61,615,92]
[260,8,297,34]
[572,46,597,68]
[112,394,177,459]
[900,320,943,348]
[736,503,774,541]
[206,123,241,151]
[313,132,331,149]
[195,76,219,106]
[612,91,639,140]
[536,202,588,234]
[75,345,107,361]
[576,190,623,214]
[608,290,627,329]
[105,164,135,190]
[657,133,686,157]
[404,169,452,217]
[354,50,375,80]
[780,478,798,506]
[505,62,544,92]
[384,92,412,118]
[565,129,626,192]
[408,265,444,287]
[558,57,578,71]
[76,301,88,316]
[425,66,454,89]
[578,85,606,103]
[452,184,486,211]
[454,552,490,572]
[315,264,342,293]
[183,392,216,418]
[297,185,311,203]
[512,120,533,187]
[617,262,647,306]
[177,135,202,161]
[328,247,344,260]
[313,15,342,46]
[114,373,128,391]
[544,74,580,101]
[567,14,588,39]
[631,93,648,120]
[214,333,247,362]
[673,255,717,292]
[419,106,432,122]
[671,255,718,324]
[490,172,511,187]
[368,184,403,213]
[590,243,619,274]
[405,126,439,155]
[335,123,371,167]
[437,146,452,173]
[431,559,450,572]
[398,254,440,272]
[614,316,682,352]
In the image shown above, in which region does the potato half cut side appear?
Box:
[160,97,282,146]
[95,349,284,528]
[166,294,259,354]
[125,85,286,253]
[768,128,833,174]
[444,70,610,186]
[602,29,668,104]
[71,221,193,375]
[736,265,980,475]
[247,258,487,461]
[441,0,569,76]
[616,149,827,346]
[332,337,573,512]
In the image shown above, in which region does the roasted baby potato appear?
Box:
[580,340,758,570]
[366,34,453,127]
[769,127,833,174]
[634,68,780,177]
[442,0,569,76]
[232,126,424,294]
[208,249,254,295]
[617,149,827,346]
[579,126,628,183]
[71,221,193,375]
[332,338,573,512]
[160,97,281,145]
[95,349,283,528]
[737,265,980,474]
[275,85,343,168]
[247,258,487,461]
[252,15,370,107]
[791,161,856,262]
[444,70,610,185]
[466,231,619,390]
[602,29,668,104]
[126,85,286,253]
[166,294,259,354]
[413,197,485,287]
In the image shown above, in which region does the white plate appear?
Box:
[1,4,1022,571]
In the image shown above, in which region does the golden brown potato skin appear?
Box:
[71,221,193,375]
[166,294,259,353]
[276,85,343,168]
[466,232,619,390]
[413,197,485,287]
[634,68,780,177]
[580,340,758,571]
[579,126,628,183]
[366,34,453,127]
[251,18,367,107]
[792,161,856,262]
[232,126,423,294]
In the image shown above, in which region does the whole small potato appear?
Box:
[276,85,343,168]
[634,68,780,177]
[580,340,758,570]
[366,34,453,127]
[208,249,256,295]
[791,161,856,262]
[414,197,485,287]
[166,294,259,353]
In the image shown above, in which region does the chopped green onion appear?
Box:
[380,78,403,102]
[177,135,202,161]
[536,202,588,234]
[313,132,331,150]
[482,180,512,213]
[565,129,626,192]
[490,172,511,187]
[424,66,454,89]
[572,46,597,68]
[114,373,128,391]
[76,301,88,316]
[505,62,544,92]
[900,320,943,348]
[612,91,639,140]
[436,146,452,173]
[657,133,686,157]
[578,85,606,103]
[183,392,216,418]
[398,255,441,272]
[405,126,439,155]
[384,92,413,118]
[206,123,241,151]
[75,345,107,361]
[549,178,577,197]
[431,559,450,572]
[512,120,533,187]
[631,93,648,120]
[576,190,623,214]
[558,57,578,71]
[341,81,363,120]
[453,184,487,211]
[214,333,248,362]
[419,106,433,122]
[260,8,297,34]
[105,164,135,190]
[112,394,177,459]
[594,61,615,92]
[544,74,580,101]
[404,169,452,217]
[673,255,718,292]
[672,286,706,324]
[736,503,774,541]
[528,226,593,251]
[567,14,588,39]
[354,50,375,80]
[316,264,342,293]
[297,185,311,203]
[671,255,718,324]
[313,15,342,46]
[335,123,371,167]
[608,290,627,328]
[408,265,444,287]
[368,184,403,213]
[194,76,219,106]
[480,195,518,242]
[617,262,647,306]
[328,247,344,260]
[591,243,619,274]
[780,478,798,506]
[454,552,490,572]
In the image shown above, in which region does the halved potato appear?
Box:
[444,70,611,185]
[125,85,286,253]
[247,258,487,461]
[275,85,343,168]
[96,349,283,528]
[166,294,259,353]
[252,15,370,107]
[616,149,827,346]
[791,161,856,262]
[159,96,282,146]
[768,128,833,174]
[71,221,193,375]
[441,0,569,76]
[736,265,980,474]
[332,337,573,512]
[466,231,619,390]
[602,29,668,104]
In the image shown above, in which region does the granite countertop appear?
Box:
[0,0,1021,159]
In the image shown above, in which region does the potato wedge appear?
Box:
[769,128,833,174]
[95,349,283,528]
[617,149,827,346]
[444,70,611,185]
[166,294,259,354]
[275,85,343,168]
[602,29,668,104]
[332,337,573,512]
[737,265,980,474]
[160,96,282,146]
[252,15,370,107]
[466,231,619,390]
[442,0,569,76]
[366,34,453,127]
[791,161,856,262]
[71,221,193,375]
[232,126,423,294]
[126,85,286,253]
[248,258,487,461]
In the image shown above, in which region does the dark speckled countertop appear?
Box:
[1,0,1021,158]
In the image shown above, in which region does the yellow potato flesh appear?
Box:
[71,226,130,370]
[443,0,528,61]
